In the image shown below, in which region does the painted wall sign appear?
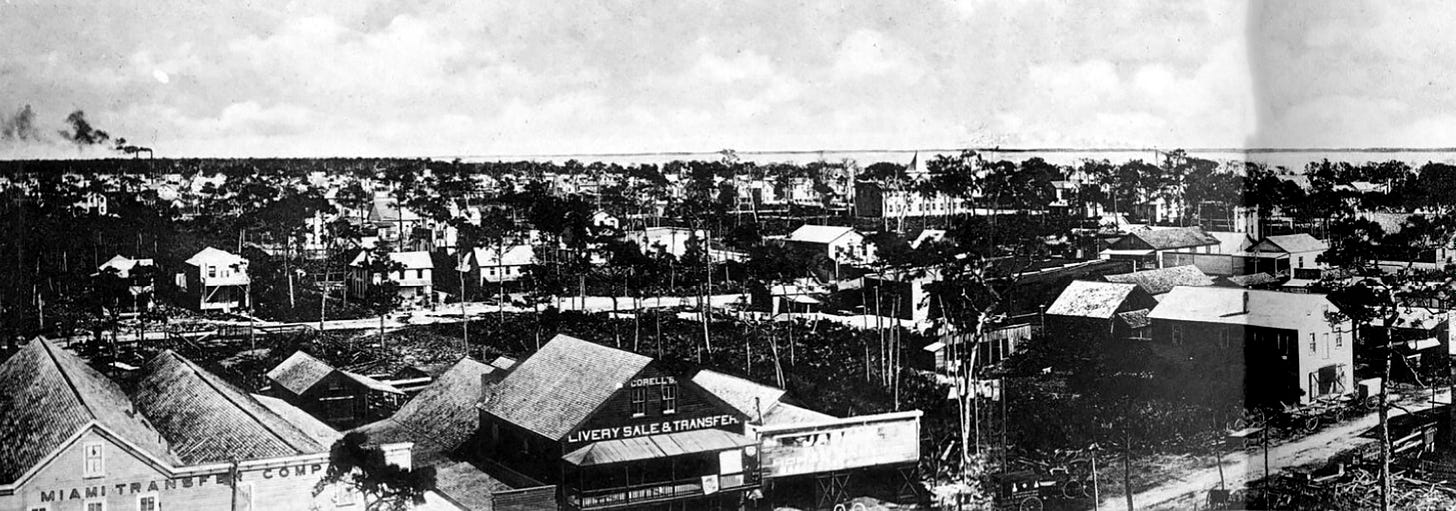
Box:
[630,376,677,387]
[36,463,325,503]
[759,415,920,477]
[566,414,739,444]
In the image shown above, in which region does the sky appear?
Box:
[0,0,1449,159]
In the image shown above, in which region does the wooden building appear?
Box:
[478,335,760,511]
[0,339,424,511]
[266,351,405,428]
[180,247,250,312]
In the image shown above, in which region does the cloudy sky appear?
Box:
[0,0,1448,158]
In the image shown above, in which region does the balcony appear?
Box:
[201,274,250,287]
[567,474,754,510]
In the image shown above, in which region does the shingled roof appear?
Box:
[0,339,175,484]
[1045,281,1139,319]
[1103,265,1214,296]
[353,358,495,464]
[1126,227,1220,250]
[692,370,786,419]
[267,351,335,395]
[480,334,652,441]
[267,351,402,396]
[1257,234,1328,254]
[131,351,328,464]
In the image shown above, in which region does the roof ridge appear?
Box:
[39,340,101,423]
[168,352,313,452]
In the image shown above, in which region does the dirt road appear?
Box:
[1100,390,1448,510]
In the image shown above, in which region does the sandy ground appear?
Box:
[1101,389,1450,510]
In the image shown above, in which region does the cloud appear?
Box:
[3,0,1448,158]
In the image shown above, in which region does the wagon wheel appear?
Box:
[1018,496,1043,511]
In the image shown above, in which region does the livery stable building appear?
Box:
[0,339,462,511]
[477,335,923,511]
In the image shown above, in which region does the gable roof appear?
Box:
[910,229,947,249]
[254,394,342,447]
[266,351,336,395]
[267,351,403,396]
[131,351,327,464]
[352,358,495,465]
[472,244,535,267]
[787,225,856,245]
[1256,234,1328,254]
[1220,272,1282,288]
[1045,281,1138,319]
[0,339,175,484]
[369,199,421,223]
[1148,287,1336,331]
[1116,309,1151,330]
[1208,231,1254,254]
[1103,265,1214,296]
[98,254,153,274]
[691,370,786,419]
[1125,227,1220,250]
[480,334,652,441]
[184,246,246,268]
[349,250,435,270]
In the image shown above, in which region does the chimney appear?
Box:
[1242,291,1250,315]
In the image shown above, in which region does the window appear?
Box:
[83,442,104,478]
[1310,333,1317,353]
[1219,328,1232,348]
[661,384,678,414]
[1170,324,1183,345]
[137,494,158,511]
[333,484,360,507]
[1298,256,1305,267]
[416,269,424,280]
[85,501,104,511]
[1336,331,1344,348]
[207,265,216,278]
[630,386,648,416]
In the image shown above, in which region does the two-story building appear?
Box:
[1100,227,1220,270]
[180,247,250,312]
[466,244,535,285]
[348,250,435,307]
[479,334,759,511]
[96,255,156,312]
[1148,287,1353,405]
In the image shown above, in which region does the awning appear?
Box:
[1099,249,1154,256]
[563,428,755,467]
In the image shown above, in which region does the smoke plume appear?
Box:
[1,104,43,141]
[59,110,110,146]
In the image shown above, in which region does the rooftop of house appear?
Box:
[787,224,857,244]
[352,358,495,465]
[1255,234,1329,254]
[472,244,535,267]
[479,334,652,441]
[349,250,435,270]
[1125,226,1220,250]
[184,246,247,268]
[1045,280,1140,319]
[1103,265,1215,296]
[131,351,331,465]
[1148,286,1339,331]
[267,351,403,396]
[0,339,176,484]
[1208,231,1255,254]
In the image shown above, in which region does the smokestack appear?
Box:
[1242,291,1249,315]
